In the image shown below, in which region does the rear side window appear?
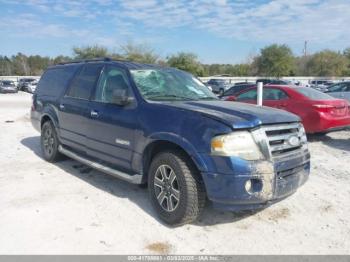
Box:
[296,88,334,100]
[36,65,79,97]
[263,88,288,100]
[66,64,103,100]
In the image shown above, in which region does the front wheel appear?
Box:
[148,151,206,225]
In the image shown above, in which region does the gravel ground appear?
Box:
[0,92,349,255]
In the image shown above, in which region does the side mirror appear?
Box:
[112,89,133,106]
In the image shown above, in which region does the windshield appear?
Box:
[130,69,217,101]
[2,81,15,86]
[327,83,347,92]
[295,87,334,100]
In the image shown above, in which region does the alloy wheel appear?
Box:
[154,164,180,212]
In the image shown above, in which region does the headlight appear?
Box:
[211,131,264,160]
[299,124,308,147]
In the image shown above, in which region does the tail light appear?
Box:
[31,95,36,111]
[312,104,334,112]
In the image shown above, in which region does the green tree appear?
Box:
[166,52,204,76]
[73,45,109,59]
[0,56,13,75]
[306,50,348,76]
[120,42,159,64]
[27,55,51,75]
[255,44,295,77]
[343,47,350,75]
[12,53,30,75]
[53,55,72,64]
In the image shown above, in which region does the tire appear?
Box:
[148,150,206,225]
[41,121,62,162]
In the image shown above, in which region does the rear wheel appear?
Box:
[148,150,206,225]
[41,121,62,162]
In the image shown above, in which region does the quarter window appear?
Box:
[66,64,103,100]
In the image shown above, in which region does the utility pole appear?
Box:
[303,40,308,57]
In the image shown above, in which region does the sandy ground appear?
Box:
[0,92,349,255]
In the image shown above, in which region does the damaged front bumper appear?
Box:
[200,148,310,211]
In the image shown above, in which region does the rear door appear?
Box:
[58,63,104,154]
[85,65,139,171]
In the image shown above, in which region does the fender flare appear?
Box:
[145,132,208,172]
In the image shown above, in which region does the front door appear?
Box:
[262,88,290,110]
[86,65,139,171]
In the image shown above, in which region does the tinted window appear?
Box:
[94,66,130,103]
[224,84,252,96]
[263,88,288,100]
[296,87,334,100]
[66,64,103,100]
[237,89,257,101]
[36,65,79,97]
[223,87,236,96]
[327,83,348,92]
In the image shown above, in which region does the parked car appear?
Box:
[233,82,255,86]
[256,79,290,85]
[18,78,36,91]
[26,81,38,93]
[206,78,230,95]
[31,58,310,225]
[220,83,256,99]
[310,80,333,92]
[227,85,350,133]
[0,80,18,93]
[325,82,350,102]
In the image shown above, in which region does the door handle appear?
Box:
[59,104,65,110]
[90,110,99,118]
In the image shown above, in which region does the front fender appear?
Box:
[147,132,208,172]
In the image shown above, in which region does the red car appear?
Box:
[223,85,350,133]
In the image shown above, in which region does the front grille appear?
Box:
[261,123,305,157]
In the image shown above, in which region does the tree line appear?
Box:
[1,43,349,77]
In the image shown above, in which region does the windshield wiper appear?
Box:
[147,94,198,101]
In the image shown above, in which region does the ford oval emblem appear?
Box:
[288,136,300,147]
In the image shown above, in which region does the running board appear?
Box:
[58,145,143,184]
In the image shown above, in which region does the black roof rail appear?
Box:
[58,57,114,65]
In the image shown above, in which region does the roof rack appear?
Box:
[58,57,114,65]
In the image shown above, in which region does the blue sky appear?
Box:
[0,0,349,64]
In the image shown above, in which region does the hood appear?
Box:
[162,100,300,129]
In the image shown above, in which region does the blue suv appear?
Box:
[31,58,310,225]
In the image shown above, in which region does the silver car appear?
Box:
[0,80,18,93]
[325,82,350,102]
